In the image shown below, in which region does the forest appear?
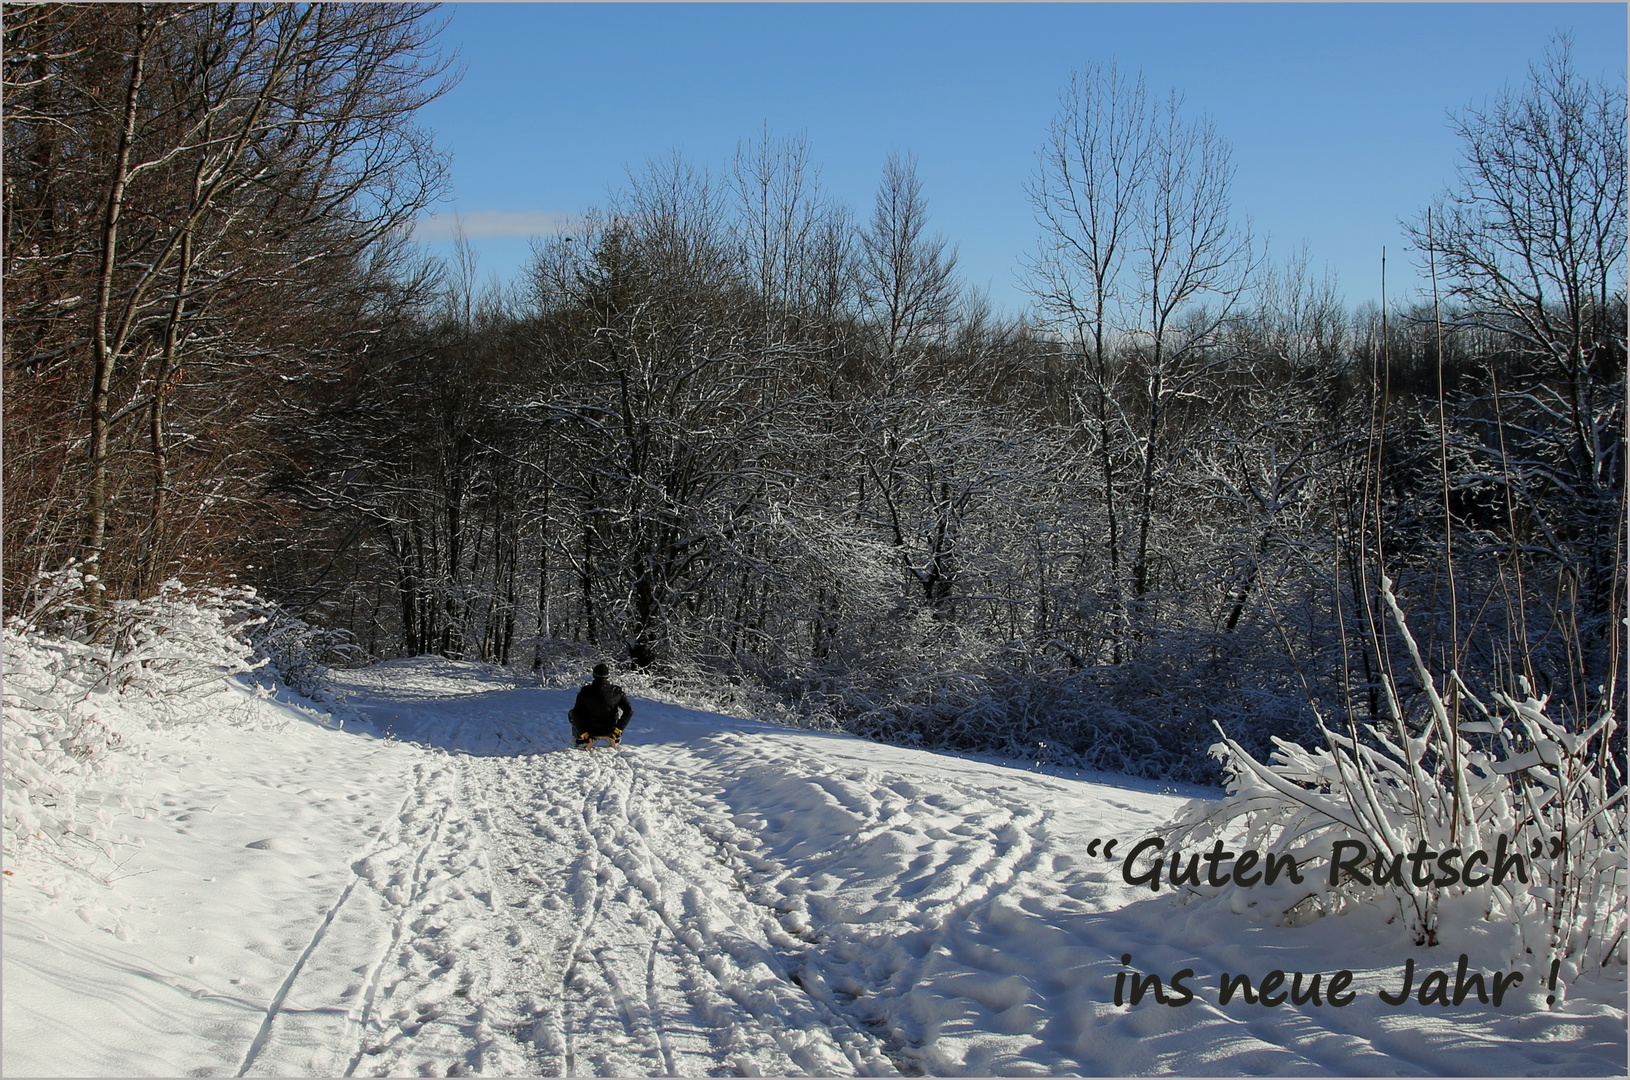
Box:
[5,3,1624,784]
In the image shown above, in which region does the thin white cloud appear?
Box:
[413,209,578,241]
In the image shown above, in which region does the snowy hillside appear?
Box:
[5,657,1625,1076]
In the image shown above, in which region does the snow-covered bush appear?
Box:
[1170,575,1625,997]
[754,609,1313,783]
[96,582,266,712]
[241,601,360,705]
[2,571,312,882]
[527,637,610,689]
[3,625,148,880]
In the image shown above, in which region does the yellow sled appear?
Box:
[569,708,621,750]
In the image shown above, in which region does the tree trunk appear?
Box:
[84,18,152,593]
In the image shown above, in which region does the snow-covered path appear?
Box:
[5,658,1624,1076]
[316,660,1189,1076]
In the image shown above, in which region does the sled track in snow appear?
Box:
[339,758,465,1076]
[316,712,1110,1077]
[580,754,820,1072]
[231,771,447,1078]
[464,744,899,1076]
[660,731,1067,1072]
[235,874,361,1077]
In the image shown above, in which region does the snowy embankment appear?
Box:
[5,655,1625,1076]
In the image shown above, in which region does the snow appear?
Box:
[5,656,1625,1076]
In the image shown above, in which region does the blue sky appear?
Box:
[413,3,1627,317]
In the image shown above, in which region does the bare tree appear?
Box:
[1408,37,1625,495]
[530,157,789,668]
[729,128,848,322]
[1029,65,1255,646]
[1125,91,1256,606]
[1026,62,1151,655]
[1407,34,1627,693]
[857,151,959,385]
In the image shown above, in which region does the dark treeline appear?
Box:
[6,12,1623,781]
[4,1,453,597]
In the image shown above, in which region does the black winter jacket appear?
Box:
[573,677,632,734]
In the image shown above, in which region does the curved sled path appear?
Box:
[5,657,1623,1077]
[325,661,901,1077]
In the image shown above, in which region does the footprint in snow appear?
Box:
[245,837,301,853]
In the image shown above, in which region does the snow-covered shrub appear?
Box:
[13,568,263,696]
[1170,575,1625,996]
[3,625,148,880]
[771,610,1312,783]
[527,637,611,689]
[9,561,99,634]
[241,601,360,705]
[2,572,291,882]
[94,581,266,715]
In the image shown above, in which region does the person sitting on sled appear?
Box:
[569,662,633,747]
